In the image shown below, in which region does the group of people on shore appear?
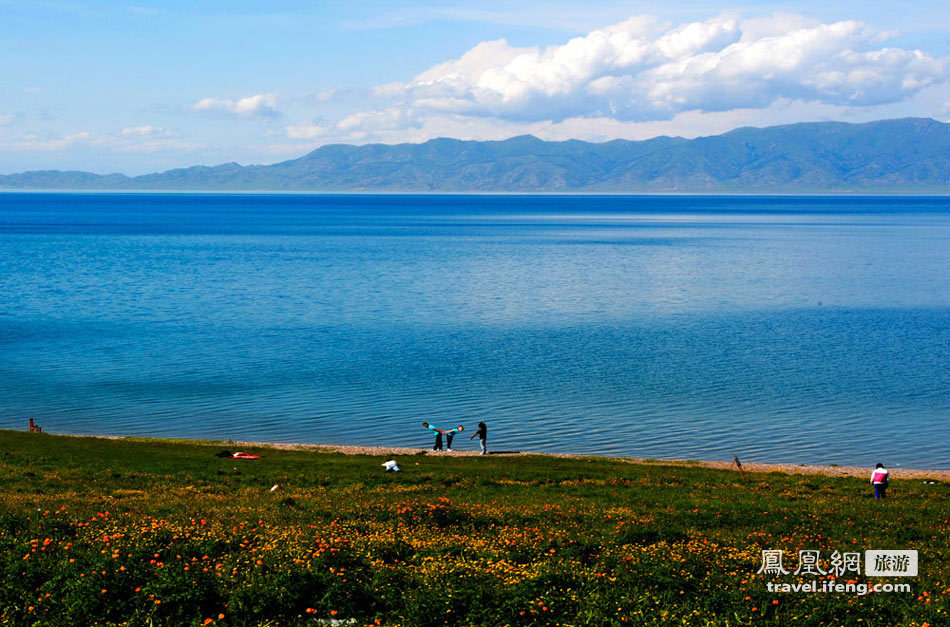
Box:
[422,421,488,454]
[420,422,893,498]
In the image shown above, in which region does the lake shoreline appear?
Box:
[51,431,950,480]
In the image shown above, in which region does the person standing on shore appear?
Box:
[871,463,889,499]
[445,425,462,451]
[470,421,488,455]
[422,422,444,450]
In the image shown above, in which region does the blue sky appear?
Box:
[1,0,948,174]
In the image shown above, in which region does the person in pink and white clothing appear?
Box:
[871,463,889,499]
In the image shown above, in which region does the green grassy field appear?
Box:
[0,430,946,626]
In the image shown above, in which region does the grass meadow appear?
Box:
[0,430,946,626]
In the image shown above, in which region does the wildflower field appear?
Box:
[0,431,946,626]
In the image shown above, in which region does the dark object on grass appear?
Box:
[29,417,42,433]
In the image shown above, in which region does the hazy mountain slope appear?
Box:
[1,118,947,192]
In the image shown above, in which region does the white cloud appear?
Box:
[337,108,416,133]
[737,13,818,41]
[313,89,338,103]
[15,132,93,151]
[2,127,204,156]
[118,139,203,153]
[129,6,165,16]
[120,125,168,137]
[193,93,280,117]
[284,123,327,139]
[261,142,317,155]
[359,13,948,125]
[283,86,941,151]
[342,4,653,34]
[108,127,202,153]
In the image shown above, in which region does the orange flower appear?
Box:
[330,610,338,616]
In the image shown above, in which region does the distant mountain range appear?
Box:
[2,118,949,193]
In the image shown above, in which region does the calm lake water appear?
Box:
[1,193,948,468]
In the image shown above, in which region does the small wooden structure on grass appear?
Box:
[731,455,746,479]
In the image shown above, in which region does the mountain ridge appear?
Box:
[2,117,948,192]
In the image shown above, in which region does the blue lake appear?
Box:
[0,193,948,468]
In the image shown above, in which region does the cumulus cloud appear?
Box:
[365,14,948,124]
[193,93,280,117]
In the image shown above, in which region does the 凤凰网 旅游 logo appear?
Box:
[865,550,918,576]
[756,549,916,595]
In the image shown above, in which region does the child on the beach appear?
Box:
[470,421,488,455]
[422,422,464,451]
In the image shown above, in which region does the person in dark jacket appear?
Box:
[470,421,488,455]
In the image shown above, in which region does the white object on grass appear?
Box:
[270,484,279,492]
[382,460,400,472]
